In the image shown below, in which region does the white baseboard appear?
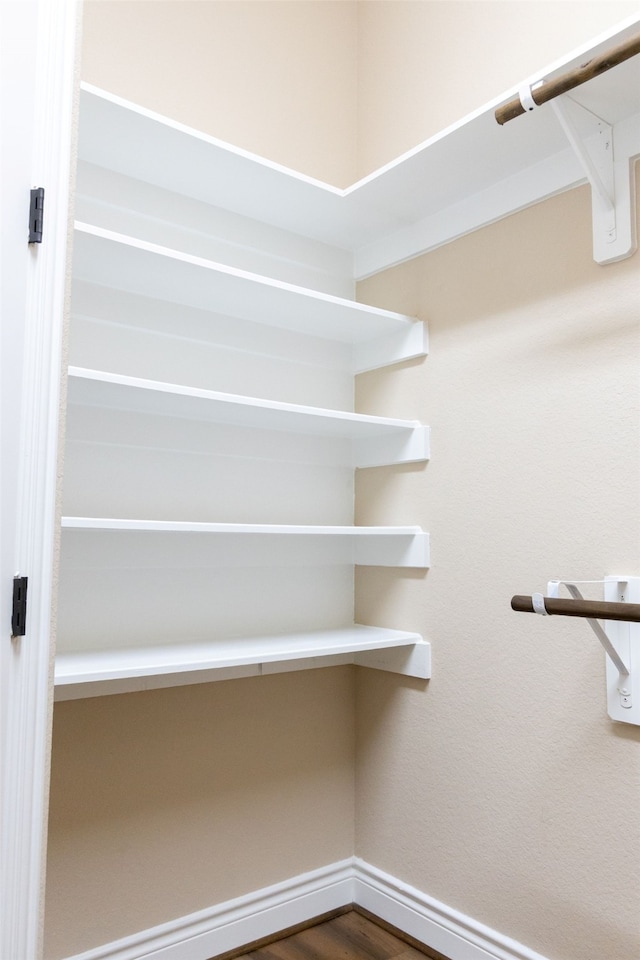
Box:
[64,860,355,960]
[64,858,551,960]
[352,860,550,960]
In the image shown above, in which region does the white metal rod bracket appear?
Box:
[547,580,629,676]
[550,95,638,264]
[546,577,639,726]
[551,97,615,215]
[604,576,640,726]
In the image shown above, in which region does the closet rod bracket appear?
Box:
[512,575,640,726]
[550,95,637,265]
[546,578,629,677]
[602,576,639,725]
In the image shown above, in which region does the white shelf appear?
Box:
[61,42,447,691]
[54,626,431,700]
[61,517,430,568]
[67,366,429,468]
[77,16,640,275]
[61,516,425,534]
[72,223,427,372]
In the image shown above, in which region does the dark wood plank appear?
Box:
[213,907,353,960]
[353,907,451,960]
[256,910,412,960]
[219,908,451,960]
[495,32,640,124]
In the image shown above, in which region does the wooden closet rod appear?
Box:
[511,595,640,622]
[495,32,640,125]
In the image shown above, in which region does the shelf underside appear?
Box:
[54,625,431,699]
[67,367,429,468]
[61,519,430,568]
[77,19,640,270]
[72,224,426,370]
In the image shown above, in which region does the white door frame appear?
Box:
[0,1,78,956]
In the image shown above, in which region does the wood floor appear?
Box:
[217,908,451,960]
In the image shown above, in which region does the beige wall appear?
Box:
[81,0,359,186]
[81,0,640,184]
[45,669,355,957]
[356,0,640,175]
[46,2,640,958]
[354,5,640,958]
[355,169,640,960]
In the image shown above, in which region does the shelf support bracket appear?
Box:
[550,95,637,264]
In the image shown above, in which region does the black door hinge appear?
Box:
[12,576,28,637]
[29,187,44,243]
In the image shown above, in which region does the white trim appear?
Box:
[63,860,355,960]
[0,2,78,958]
[62,859,552,960]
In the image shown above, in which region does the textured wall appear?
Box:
[355,172,640,959]
[81,0,359,186]
[354,7,640,956]
[356,0,640,175]
[45,669,355,957]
